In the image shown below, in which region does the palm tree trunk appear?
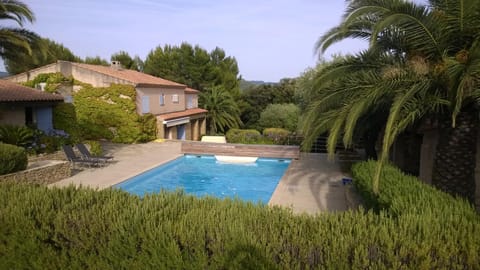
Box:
[432,111,478,203]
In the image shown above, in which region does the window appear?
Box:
[172,94,179,103]
[187,95,194,109]
[159,94,165,106]
[142,96,150,113]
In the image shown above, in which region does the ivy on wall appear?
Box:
[23,72,74,93]
[52,103,80,141]
[25,74,157,143]
[74,84,156,143]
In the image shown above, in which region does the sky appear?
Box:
[6,0,370,82]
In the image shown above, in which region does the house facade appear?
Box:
[6,61,207,141]
[0,80,64,133]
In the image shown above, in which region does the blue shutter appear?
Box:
[142,96,150,113]
[159,94,165,106]
[187,95,193,109]
[35,107,53,133]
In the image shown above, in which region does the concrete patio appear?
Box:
[269,153,359,214]
[52,141,183,189]
[51,142,361,214]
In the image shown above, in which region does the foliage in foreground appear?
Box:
[0,143,27,175]
[1,161,479,268]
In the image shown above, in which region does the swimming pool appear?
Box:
[116,155,291,203]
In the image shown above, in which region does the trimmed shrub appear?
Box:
[0,125,33,147]
[226,128,272,144]
[0,143,28,175]
[263,128,290,144]
[0,181,478,269]
[352,161,480,266]
[352,160,478,217]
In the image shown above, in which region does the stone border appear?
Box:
[0,161,71,185]
[28,151,66,163]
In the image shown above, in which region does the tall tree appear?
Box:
[5,38,80,74]
[199,86,242,134]
[304,0,480,200]
[143,42,240,94]
[0,0,42,65]
[84,56,109,66]
[111,51,144,71]
[240,79,296,129]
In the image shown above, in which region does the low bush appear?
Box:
[352,161,480,266]
[0,143,28,175]
[0,168,479,268]
[352,160,478,217]
[0,125,33,147]
[85,140,102,156]
[226,128,273,144]
[263,128,290,144]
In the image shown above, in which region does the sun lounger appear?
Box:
[75,143,113,163]
[62,145,100,168]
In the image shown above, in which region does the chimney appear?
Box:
[111,61,122,70]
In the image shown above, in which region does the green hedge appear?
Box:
[226,128,273,144]
[263,128,290,144]
[352,161,478,218]
[0,143,28,175]
[352,161,480,266]
[0,175,479,268]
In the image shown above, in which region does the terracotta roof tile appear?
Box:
[185,87,200,94]
[72,62,186,88]
[0,80,64,102]
[158,108,208,120]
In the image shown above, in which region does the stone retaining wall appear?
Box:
[0,161,71,185]
[28,151,66,162]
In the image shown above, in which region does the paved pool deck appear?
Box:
[51,141,183,189]
[51,142,360,214]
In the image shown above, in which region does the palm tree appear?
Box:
[304,0,480,201]
[0,0,41,62]
[199,86,242,134]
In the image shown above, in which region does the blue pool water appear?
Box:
[116,155,291,203]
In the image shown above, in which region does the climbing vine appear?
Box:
[74,84,156,143]
[24,74,157,143]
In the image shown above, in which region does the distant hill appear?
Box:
[240,79,277,91]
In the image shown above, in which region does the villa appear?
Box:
[0,79,64,133]
[6,60,207,141]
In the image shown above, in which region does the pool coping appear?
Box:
[115,154,291,203]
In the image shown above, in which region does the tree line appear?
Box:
[0,0,306,137]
